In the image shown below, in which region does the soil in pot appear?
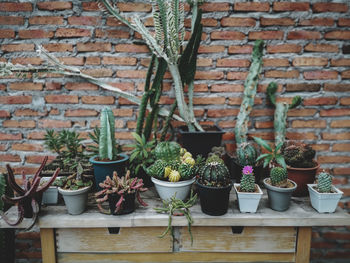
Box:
[178,125,224,158]
[287,162,319,197]
[196,182,232,216]
[108,192,136,215]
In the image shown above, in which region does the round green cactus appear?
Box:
[206,154,224,165]
[147,159,167,179]
[198,162,230,187]
[317,172,332,193]
[178,163,194,180]
[270,167,288,187]
[236,142,258,167]
[240,166,255,192]
[154,141,181,162]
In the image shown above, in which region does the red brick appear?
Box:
[195,71,224,80]
[56,28,91,38]
[106,17,124,27]
[3,120,35,128]
[211,84,243,93]
[313,3,348,13]
[211,31,245,40]
[249,31,284,40]
[325,31,350,40]
[27,131,45,140]
[207,109,239,118]
[108,82,134,92]
[273,2,309,11]
[113,109,133,117]
[85,57,100,65]
[0,144,7,151]
[77,42,111,52]
[300,18,334,26]
[263,58,289,67]
[0,16,24,25]
[265,70,299,78]
[342,70,350,79]
[255,121,274,129]
[267,44,302,53]
[59,57,84,66]
[260,17,294,26]
[192,97,225,105]
[0,110,10,118]
[95,29,130,39]
[0,2,32,12]
[82,69,113,78]
[82,2,99,11]
[115,44,149,53]
[65,109,98,117]
[304,43,338,53]
[0,133,22,140]
[0,96,31,104]
[116,70,146,79]
[0,154,21,162]
[11,57,43,65]
[229,98,262,105]
[331,120,350,128]
[340,98,350,106]
[45,95,78,104]
[221,18,256,27]
[196,58,212,67]
[228,45,252,54]
[217,59,250,68]
[199,45,225,53]
[331,59,350,67]
[339,18,350,27]
[65,82,98,91]
[45,82,62,91]
[81,96,115,105]
[68,16,100,26]
[9,82,43,91]
[333,144,350,152]
[117,2,151,12]
[320,109,350,117]
[286,132,317,140]
[288,31,321,40]
[26,155,55,164]
[304,71,338,80]
[292,120,327,128]
[227,71,248,80]
[333,168,350,175]
[29,16,64,25]
[12,143,44,152]
[0,29,14,38]
[312,144,330,152]
[42,43,73,52]
[322,132,350,140]
[39,120,72,128]
[201,2,230,12]
[234,2,270,12]
[304,97,338,106]
[18,30,54,39]
[14,109,47,117]
[37,1,72,10]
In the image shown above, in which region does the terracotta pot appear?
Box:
[287,162,320,197]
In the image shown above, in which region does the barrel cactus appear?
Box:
[236,142,258,167]
[169,170,181,182]
[240,166,255,192]
[206,154,224,165]
[147,159,167,179]
[99,108,118,160]
[178,163,194,180]
[281,141,316,168]
[198,162,230,187]
[317,172,332,193]
[154,141,181,162]
[270,167,288,187]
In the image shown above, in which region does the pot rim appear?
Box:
[286,161,320,171]
[178,124,224,134]
[233,183,263,195]
[307,184,344,195]
[89,153,129,165]
[58,185,91,195]
[263,178,297,192]
[151,177,195,187]
[195,180,232,190]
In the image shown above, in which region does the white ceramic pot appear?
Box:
[41,177,62,205]
[234,183,263,213]
[307,184,343,213]
[58,185,91,215]
[151,177,195,201]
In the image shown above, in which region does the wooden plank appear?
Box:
[295,227,312,263]
[180,226,297,252]
[56,227,172,253]
[57,252,295,263]
[40,228,56,263]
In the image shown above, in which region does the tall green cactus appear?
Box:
[235,40,265,146]
[99,108,118,160]
[266,82,302,146]
[317,172,332,193]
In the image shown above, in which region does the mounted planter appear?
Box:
[287,162,319,197]
[58,185,92,215]
[307,184,343,213]
[90,153,129,191]
[178,125,224,157]
[234,183,263,213]
[108,192,136,215]
[151,177,195,201]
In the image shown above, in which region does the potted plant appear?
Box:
[89,108,129,190]
[196,155,232,216]
[95,170,148,215]
[41,177,62,205]
[263,167,297,212]
[234,166,263,213]
[281,141,319,197]
[147,141,199,201]
[57,164,93,215]
[307,172,343,213]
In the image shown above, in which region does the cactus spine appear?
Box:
[154,141,181,162]
[317,172,332,193]
[198,162,230,187]
[270,167,288,187]
[240,166,255,192]
[236,142,258,167]
[99,108,118,160]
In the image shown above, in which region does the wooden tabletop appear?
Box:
[1,188,349,229]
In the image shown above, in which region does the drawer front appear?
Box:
[56,227,172,253]
[179,226,297,253]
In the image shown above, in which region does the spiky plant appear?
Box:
[236,142,258,167]
[147,159,168,179]
[98,108,119,161]
[281,141,316,168]
[270,167,288,188]
[317,172,332,193]
[240,166,255,192]
[197,161,231,187]
[154,141,181,162]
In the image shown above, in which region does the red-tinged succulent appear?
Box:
[0,156,60,230]
[95,170,148,214]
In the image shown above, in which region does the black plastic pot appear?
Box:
[196,181,232,216]
[108,192,136,215]
[178,125,224,157]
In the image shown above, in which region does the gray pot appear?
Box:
[58,186,91,215]
[263,178,297,212]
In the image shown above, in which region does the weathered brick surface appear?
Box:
[0,1,349,262]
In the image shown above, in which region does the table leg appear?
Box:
[40,228,56,263]
[295,227,312,263]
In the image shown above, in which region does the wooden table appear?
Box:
[1,189,349,263]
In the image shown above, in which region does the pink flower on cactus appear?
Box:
[242,165,253,175]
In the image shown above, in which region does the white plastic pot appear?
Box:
[58,185,91,215]
[307,184,343,213]
[151,177,195,201]
[234,183,263,213]
[41,177,61,205]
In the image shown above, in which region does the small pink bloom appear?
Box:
[242,165,253,175]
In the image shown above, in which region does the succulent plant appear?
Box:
[206,154,224,165]
[197,161,231,187]
[178,163,195,180]
[208,146,226,158]
[236,142,258,167]
[270,167,288,187]
[99,108,119,161]
[169,170,181,182]
[317,172,332,193]
[281,141,316,168]
[146,159,167,179]
[240,166,255,192]
[154,141,181,162]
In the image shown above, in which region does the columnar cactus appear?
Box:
[99,108,118,160]
[317,172,332,193]
[236,142,258,167]
[198,162,230,187]
[154,141,181,162]
[270,167,288,187]
[240,166,255,192]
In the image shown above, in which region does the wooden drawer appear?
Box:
[179,226,297,253]
[56,227,172,253]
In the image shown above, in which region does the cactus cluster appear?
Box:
[197,160,231,187]
[270,167,288,187]
[99,108,118,161]
[154,141,181,162]
[317,172,332,193]
[281,141,316,168]
[236,142,258,167]
[206,154,224,165]
[240,166,255,192]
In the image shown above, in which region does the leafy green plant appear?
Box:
[57,163,92,191]
[253,137,286,169]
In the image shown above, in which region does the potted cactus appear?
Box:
[95,171,148,215]
[89,108,129,190]
[196,155,232,216]
[147,141,198,201]
[307,172,343,213]
[263,167,297,211]
[234,166,263,213]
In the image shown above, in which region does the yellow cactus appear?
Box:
[180,148,187,156]
[182,152,192,160]
[169,170,180,182]
[164,166,172,178]
[184,157,195,166]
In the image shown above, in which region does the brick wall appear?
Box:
[0,0,349,262]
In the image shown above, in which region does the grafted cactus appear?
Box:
[236,142,258,167]
[99,108,118,160]
[317,172,332,193]
[266,82,302,146]
[240,166,255,192]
